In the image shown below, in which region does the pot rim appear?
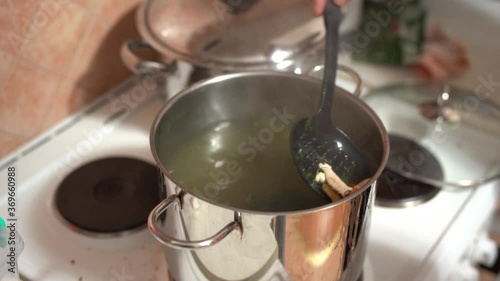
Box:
[150,71,390,215]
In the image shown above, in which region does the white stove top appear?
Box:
[0,70,496,281]
[0,72,378,281]
[0,77,170,281]
[0,1,498,280]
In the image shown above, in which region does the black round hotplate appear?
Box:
[55,157,160,234]
[376,135,442,208]
[376,170,440,208]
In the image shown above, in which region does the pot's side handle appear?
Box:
[121,39,177,75]
[148,194,243,250]
[307,65,362,98]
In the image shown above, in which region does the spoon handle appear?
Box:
[318,1,342,118]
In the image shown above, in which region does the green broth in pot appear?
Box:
[162,120,333,212]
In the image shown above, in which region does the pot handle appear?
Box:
[148,194,243,250]
[121,39,177,75]
[307,65,362,98]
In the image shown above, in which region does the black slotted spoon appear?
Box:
[291,1,370,201]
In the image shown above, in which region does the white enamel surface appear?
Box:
[0,79,171,281]
[0,0,498,279]
[357,1,500,280]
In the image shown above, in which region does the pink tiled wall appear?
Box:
[0,0,142,158]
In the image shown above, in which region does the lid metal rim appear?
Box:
[136,0,324,71]
[388,167,500,190]
[365,80,500,190]
[375,189,439,208]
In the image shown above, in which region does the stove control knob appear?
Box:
[471,234,497,267]
[454,263,479,281]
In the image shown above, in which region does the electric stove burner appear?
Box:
[376,170,440,207]
[55,157,160,235]
[376,135,443,208]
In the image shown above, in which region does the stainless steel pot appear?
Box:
[148,70,389,281]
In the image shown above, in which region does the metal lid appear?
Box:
[136,0,326,70]
[364,81,500,189]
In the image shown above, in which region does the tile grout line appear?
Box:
[0,2,102,154]
[0,127,29,140]
[69,0,116,71]
[4,2,67,81]
[65,15,98,85]
[72,1,106,21]
[0,2,21,95]
[3,1,113,84]
[15,1,40,62]
[7,2,99,83]
[0,49,17,96]
[10,0,68,138]
[14,55,72,81]
[35,12,98,134]
[0,9,32,143]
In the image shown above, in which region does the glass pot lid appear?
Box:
[136,0,326,70]
[363,81,500,189]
